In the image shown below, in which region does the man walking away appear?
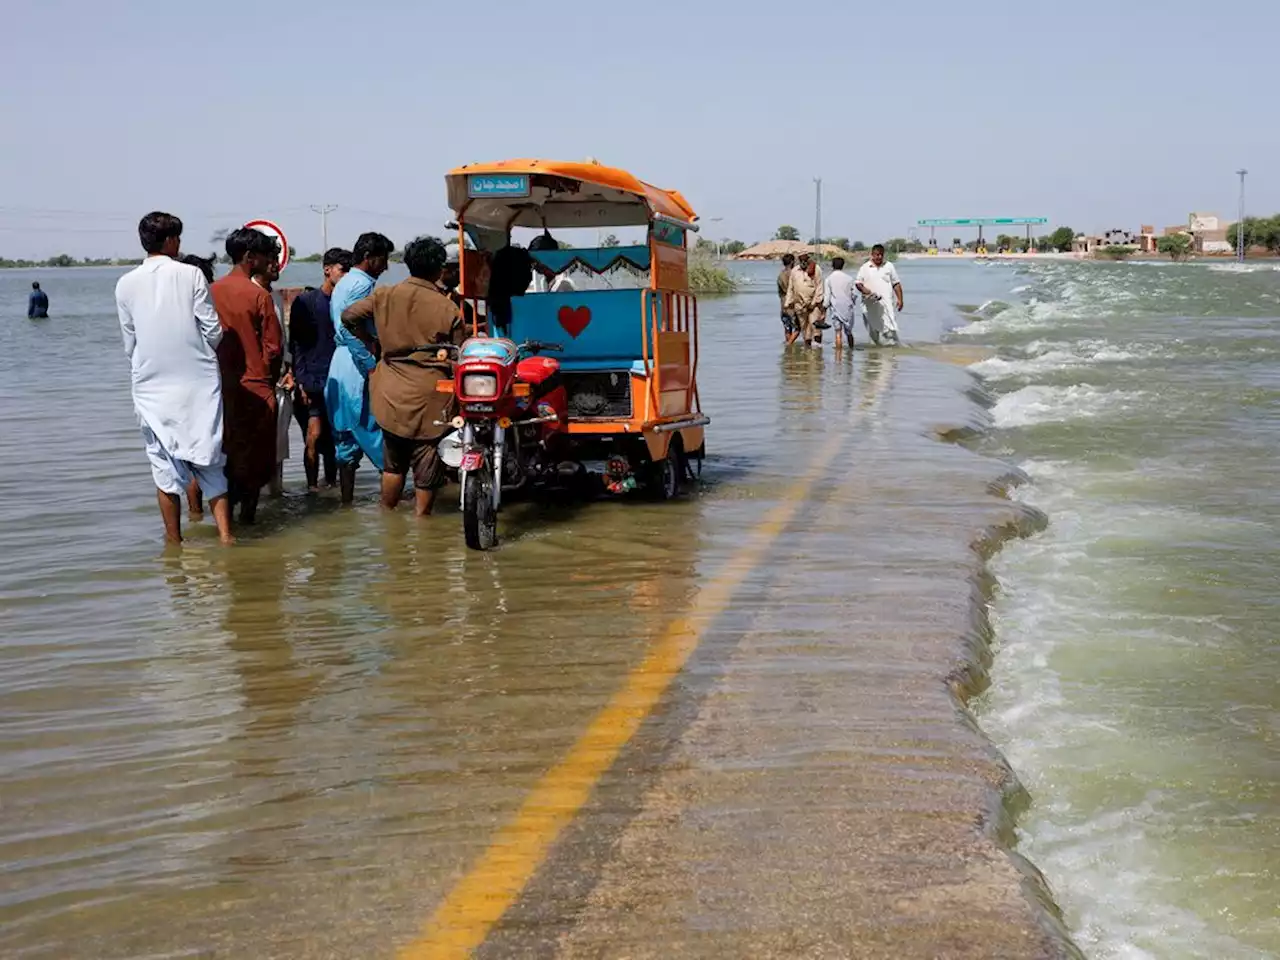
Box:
[115,211,233,544]
[824,256,858,353]
[342,236,461,516]
[211,228,284,524]
[289,247,351,491]
[776,254,798,344]
[326,232,395,504]
[856,244,904,346]
[28,282,49,319]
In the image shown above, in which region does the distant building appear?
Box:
[1187,212,1232,254]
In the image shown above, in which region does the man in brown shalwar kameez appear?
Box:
[342,236,461,517]
[210,228,283,524]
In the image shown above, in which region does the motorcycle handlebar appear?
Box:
[521,340,564,354]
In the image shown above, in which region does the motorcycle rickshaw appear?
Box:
[437,158,709,549]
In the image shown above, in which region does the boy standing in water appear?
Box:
[823,256,858,352]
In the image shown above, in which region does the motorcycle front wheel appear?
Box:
[463,461,499,550]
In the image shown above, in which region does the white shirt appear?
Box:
[823,269,857,321]
[115,256,225,465]
[855,260,901,308]
[529,273,577,294]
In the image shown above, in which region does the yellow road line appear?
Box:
[399,432,846,959]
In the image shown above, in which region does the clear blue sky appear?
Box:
[2,0,1277,257]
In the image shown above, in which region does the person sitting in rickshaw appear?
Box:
[527,230,576,293]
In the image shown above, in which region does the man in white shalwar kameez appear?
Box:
[115,211,234,544]
[855,244,904,346]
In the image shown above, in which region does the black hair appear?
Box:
[872,243,886,254]
[832,257,845,270]
[180,253,216,284]
[403,236,447,281]
[781,254,795,266]
[323,247,354,269]
[31,281,40,290]
[352,232,395,264]
[138,211,183,255]
[225,227,280,265]
[529,230,559,252]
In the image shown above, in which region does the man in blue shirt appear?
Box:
[289,247,352,491]
[28,282,49,318]
[325,232,394,503]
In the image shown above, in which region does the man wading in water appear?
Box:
[115,212,234,544]
[326,232,395,504]
[856,244,904,345]
[343,236,462,517]
[777,253,799,344]
[211,228,284,525]
[289,248,351,491]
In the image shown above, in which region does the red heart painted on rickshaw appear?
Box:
[557,305,591,338]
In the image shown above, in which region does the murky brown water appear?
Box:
[0,262,1047,958]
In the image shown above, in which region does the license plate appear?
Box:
[459,451,483,471]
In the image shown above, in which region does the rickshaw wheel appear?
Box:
[463,464,499,550]
[649,436,684,501]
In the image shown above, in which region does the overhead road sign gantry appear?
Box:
[916,218,1047,227]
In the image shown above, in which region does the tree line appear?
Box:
[0,254,145,269]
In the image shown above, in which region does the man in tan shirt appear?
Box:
[342,236,461,516]
[784,253,825,347]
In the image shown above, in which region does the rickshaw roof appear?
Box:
[446,159,697,231]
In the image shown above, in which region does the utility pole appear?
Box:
[1235,169,1247,264]
[310,204,338,253]
[813,178,822,258]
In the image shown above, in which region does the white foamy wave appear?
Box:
[991,384,1144,428]
[1207,262,1269,274]
[982,458,1270,960]
[970,339,1153,379]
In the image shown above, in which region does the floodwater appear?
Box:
[6,256,1267,958]
[960,260,1280,959]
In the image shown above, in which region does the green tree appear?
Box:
[601,234,621,248]
[694,237,717,254]
[1157,234,1192,261]
[885,237,909,254]
[1224,216,1280,254]
[46,254,75,267]
[721,239,747,256]
[851,241,867,251]
[774,225,800,241]
[1048,226,1075,252]
[287,244,297,260]
[827,236,851,251]
[1097,245,1135,260]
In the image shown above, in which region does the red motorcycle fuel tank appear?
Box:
[516,355,567,428]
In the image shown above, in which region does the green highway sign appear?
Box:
[916,217,1048,227]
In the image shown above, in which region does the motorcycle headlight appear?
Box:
[461,373,497,398]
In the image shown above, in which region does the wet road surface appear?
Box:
[0,263,1075,958]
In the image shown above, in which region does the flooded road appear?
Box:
[0,262,1068,958]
